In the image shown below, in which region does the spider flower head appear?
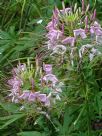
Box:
[8,62,63,108]
[45,1,102,66]
[45,1,91,52]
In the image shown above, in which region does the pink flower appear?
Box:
[28,92,40,101]
[17,64,26,71]
[44,97,50,106]
[62,37,75,47]
[46,21,54,31]
[19,91,30,100]
[18,90,50,106]
[60,8,71,14]
[74,28,87,39]
[95,29,102,36]
[90,26,95,34]
[38,94,47,102]
[60,1,71,15]
[53,6,59,19]
[94,21,101,27]
[43,64,52,74]
[46,40,57,50]
[43,74,58,86]
[46,18,58,31]
[90,22,102,36]
[28,92,50,106]
[47,29,63,42]
[8,77,22,93]
[12,64,26,75]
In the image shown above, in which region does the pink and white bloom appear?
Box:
[90,26,102,36]
[47,29,63,41]
[96,35,102,44]
[74,28,87,39]
[46,40,57,50]
[79,44,101,61]
[19,90,30,100]
[51,45,66,55]
[12,64,26,75]
[90,26,95,34]
[90,21,102,36]
[43,64,52,74]
[43,74,58,86]
[62,37,75,47]
[95,28,102,36]
[89,48,101,61]
[18,91,51,106]
[79,44,93,58]
[60,8,71,14]
[8,77,22,93]
[53,7,59,19]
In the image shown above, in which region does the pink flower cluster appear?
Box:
[45,0,102,62]
[46,4,87,52]
[8,63,62,106]
[19,91,50,106]
[90,21,102,36]
[42,64,58,87]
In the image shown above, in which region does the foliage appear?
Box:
[0,0,102,136]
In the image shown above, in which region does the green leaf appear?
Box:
[0,102,19,113]
[17,131,47,136]
[0,114,26,129]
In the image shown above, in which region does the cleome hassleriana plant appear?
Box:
[4,0,102,135]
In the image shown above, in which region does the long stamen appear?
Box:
[93,9,96,20]
[82,0,84,14]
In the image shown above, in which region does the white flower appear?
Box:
[79,44,93,58]
[51,45,66,55]
[96,35,102,45]
[37,19,43,24]
[89,48,101,61]
[89,53,94,61]
[55,88,62,93]
[56,94,61,100]
[20,106,25,111]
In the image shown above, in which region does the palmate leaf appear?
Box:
[0,113,26,129]
[0,25,44,66]
[0,27,19,64]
